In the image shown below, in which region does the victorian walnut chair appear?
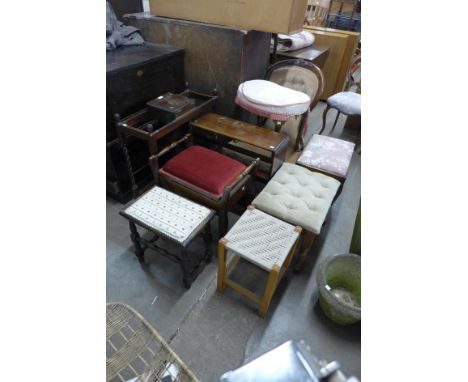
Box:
[148,133,260,238]
[296,56,360,186]
[236,59,324,151]
[321,54,361,137]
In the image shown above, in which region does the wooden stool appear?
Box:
[252,163,341,272]
[296,134,355,182]
[217,206,302,317]
[119,186,215,288]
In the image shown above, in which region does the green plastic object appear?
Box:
[317,253,361,325]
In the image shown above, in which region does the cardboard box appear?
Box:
[149,0,308,35]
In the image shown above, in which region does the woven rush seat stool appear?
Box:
[296,134,355,181]
[120,186,215,288]
[218,206,302,317]
[252,163,340,272]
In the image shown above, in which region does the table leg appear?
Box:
[203,222,213,263]
[294,231,316,273]
[129,222,145,263]
[259,265,281,318]
[180,249,192,289]
[284,227,303,272]
[217,238,227,292]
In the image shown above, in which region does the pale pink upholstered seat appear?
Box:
[296,134,355,179]
[236,80,310,121]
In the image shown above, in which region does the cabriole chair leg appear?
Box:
[320,104,331,135]
[329,109,341,136]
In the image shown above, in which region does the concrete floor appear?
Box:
[107,101,361,381]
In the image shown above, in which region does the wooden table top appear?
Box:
[191,113,289,152]
[276,44,329,61]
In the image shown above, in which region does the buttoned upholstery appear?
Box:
[269,66,320,100]
[252,163,340,235]
[263,66,320,147]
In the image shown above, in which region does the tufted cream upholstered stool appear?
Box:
[252,163,340,271]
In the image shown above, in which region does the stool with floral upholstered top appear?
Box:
[296,134,355,182]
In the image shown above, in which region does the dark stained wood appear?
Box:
[124,14,271,118]
[116,91,218,198]
[265,59,325,151]
[150,133,260,237]
[120,203,215,289]
[274,44,330,69]
[192,113,288,151]
[106,42,185,202]
[107,0,143,20]
[191,113,289,181]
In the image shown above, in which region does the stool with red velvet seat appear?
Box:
[148,133,260,237]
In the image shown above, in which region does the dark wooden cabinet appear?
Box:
[107,0,143,20]
[106,43,185,202]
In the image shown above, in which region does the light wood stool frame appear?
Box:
[217,222,302,318]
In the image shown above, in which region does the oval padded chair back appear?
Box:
[264,59,324,148]
[269,66,321,101]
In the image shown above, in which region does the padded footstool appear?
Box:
[218,206,302,317]
[296,134,355,181]
[252,163,340,271]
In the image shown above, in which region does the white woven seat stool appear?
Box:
[217,206,302,317]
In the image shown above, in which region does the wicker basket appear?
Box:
[106,303,200,382]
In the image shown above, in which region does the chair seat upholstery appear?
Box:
[297,135,355,179]
[236,80,310,121]
[252,163,340,235]
[327,91,361,116]
[160,146,246,199]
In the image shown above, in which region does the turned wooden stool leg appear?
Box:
[181,249,192,289]
[217,238,228,292]
[129,221,145,263]
[203,222,213,263]
[294,231,316,273]
[218,209,229,238]
[259,265,281,317]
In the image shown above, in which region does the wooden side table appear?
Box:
[191,113,289,181]
[115,90,217,198]
[120,186,215,288]
[274,44,330,69]
[217,206,302,317]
